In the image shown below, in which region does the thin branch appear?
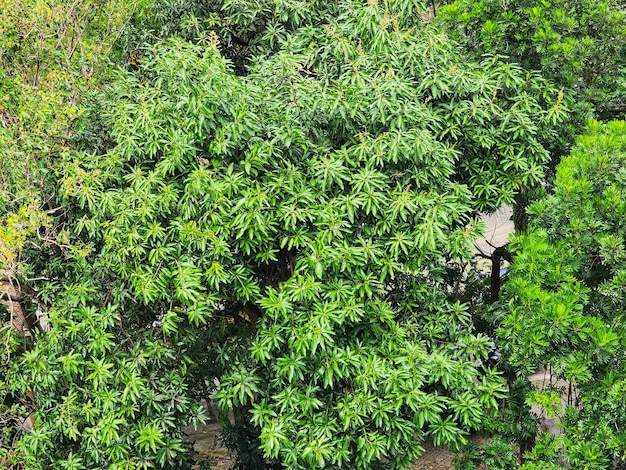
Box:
[473,243,491,259]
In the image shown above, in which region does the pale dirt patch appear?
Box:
[412,440,456,469]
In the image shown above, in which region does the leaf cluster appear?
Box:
[2,300,206,469]
[438,0,626,119]
[53,1,569,466]
[0,0,581,468]
[499,120,626,468]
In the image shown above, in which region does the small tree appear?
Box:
[498,120,626,469]
[48,2,567,468]
[0,0,282,466]
[437,0,626,230]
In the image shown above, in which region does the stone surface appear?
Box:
[475,206,515,256]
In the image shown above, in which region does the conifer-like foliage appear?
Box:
[500,120,626,469]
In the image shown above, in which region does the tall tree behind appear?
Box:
[437,0,626,120]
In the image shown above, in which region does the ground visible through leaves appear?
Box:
[186,418,462,470]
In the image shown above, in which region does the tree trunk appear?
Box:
[1,270,51,431]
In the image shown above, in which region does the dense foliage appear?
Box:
[55,1,568,464]
[436,0,626,230]
[0,0,624,468]
[497,120,626,469]
[8,304,206,469]
[438,0,626,119]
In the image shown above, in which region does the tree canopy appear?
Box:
[438,0,626,120]
[498,120,626,469]
[0,0,624,469]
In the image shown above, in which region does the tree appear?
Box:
[437,0,626,120]
[0,0,209,467]
[1,0,570,468]
[496,120,626,469]
[52,2,568,468]
[436,0,626,230]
